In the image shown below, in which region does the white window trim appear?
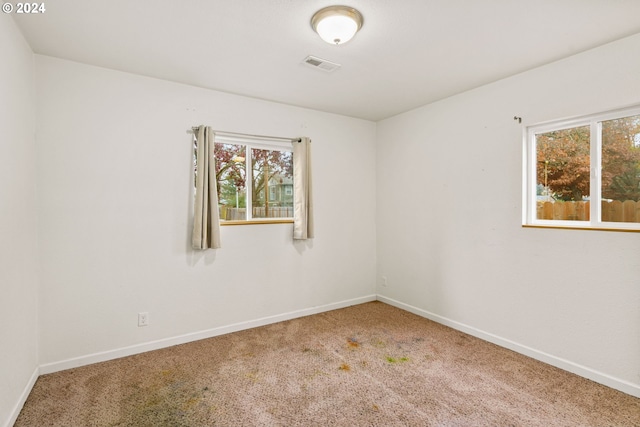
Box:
[215,134,294,223]
[523,104,640,231]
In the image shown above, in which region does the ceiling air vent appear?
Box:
[303,55,341,73]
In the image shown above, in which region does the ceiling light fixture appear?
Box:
[311,5,363,45]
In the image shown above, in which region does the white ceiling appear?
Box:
[12,0,640,121]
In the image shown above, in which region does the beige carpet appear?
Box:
[15,302,640,426]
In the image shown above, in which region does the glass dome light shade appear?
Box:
[311,6,363,45]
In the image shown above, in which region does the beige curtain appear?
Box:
[192,126,221,249]
[293,137,314,240]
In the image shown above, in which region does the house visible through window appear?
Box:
[524,105,640,230]
[214,136,294,223]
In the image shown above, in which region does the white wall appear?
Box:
[35,56,377,367]
[0,16,39,427]
[377,34,640,396]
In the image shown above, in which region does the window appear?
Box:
[214,135,294,223]
[524,105,640,230]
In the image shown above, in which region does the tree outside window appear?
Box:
[214,142,293,222]
[527,109,640,228]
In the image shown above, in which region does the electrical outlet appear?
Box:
[382,276,388,287]
[138,312,149,327]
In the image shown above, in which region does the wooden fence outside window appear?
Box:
[536,200,640,222]
[220,206,293,221]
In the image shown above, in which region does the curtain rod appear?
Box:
[188,126,301,143]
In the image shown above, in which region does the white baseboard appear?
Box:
[4,366,39,427]
[377,294,640,398]
[39,295,377,375]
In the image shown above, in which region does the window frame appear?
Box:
[215,134,294,226]
[523,104,640,232]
